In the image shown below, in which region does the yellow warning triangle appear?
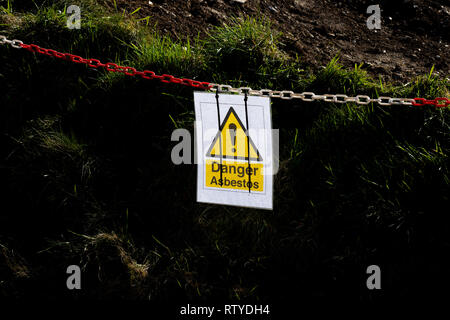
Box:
[206,107,262,161]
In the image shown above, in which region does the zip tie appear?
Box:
[215,89,223,187]
[244,91,251,193]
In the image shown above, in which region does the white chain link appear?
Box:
[0,35,23,49]
[209,83,415,106]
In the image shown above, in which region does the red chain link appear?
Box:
[411,97,450,108]
[20,43,212,90]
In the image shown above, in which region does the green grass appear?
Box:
[0,0,13,14]
[308,56,373,95]
[130,32,206,78]
[204,16,282,68]
[0,0,449,301]
[204,16,304,89]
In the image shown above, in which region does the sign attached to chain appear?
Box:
[194,92,273,210]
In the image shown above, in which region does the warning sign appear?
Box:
[206,107,262,162]
[194,92,273,210]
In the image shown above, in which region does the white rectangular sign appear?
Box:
[194,92,273,210]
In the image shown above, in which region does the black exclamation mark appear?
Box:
[229,123,237,154]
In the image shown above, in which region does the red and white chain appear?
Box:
[1,35,449,108]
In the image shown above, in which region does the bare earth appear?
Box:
[106,0,450,83]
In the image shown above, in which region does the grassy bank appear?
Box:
[1,0,449,300]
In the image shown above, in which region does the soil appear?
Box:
[107,0,450,83]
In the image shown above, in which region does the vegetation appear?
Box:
[0,0,449,301]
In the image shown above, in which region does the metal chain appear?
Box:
[208,83,450,108]
[1,35,449,108]
[0,35,24,49]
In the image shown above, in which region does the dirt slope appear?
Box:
[108,0,450,83]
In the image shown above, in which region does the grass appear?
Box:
[204,16,304,89]
[204,16,282,70]
[0,0,13,15]
[130,32,206,78]
[308,56,373,95]
[0,0,449,301]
